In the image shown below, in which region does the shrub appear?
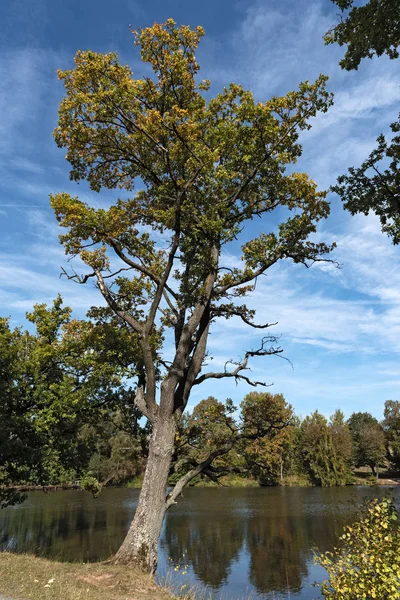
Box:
[316,497,400,599]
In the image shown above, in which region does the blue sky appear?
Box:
[1,0,399,420]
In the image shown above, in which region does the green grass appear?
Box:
[189,474,259,488]
[126,474,144,488]
[280,474,312,487]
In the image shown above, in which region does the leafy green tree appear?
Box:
[0,296,146,505]
[332,123,400,245]
[172,393,293,486]
[0,317,39,507]
[329,409,353,471]
[383,400,400,471]
[325,0,400,244]
[241,392,295,484]
[172,397,244,483]
[0,298,85,505]
[316,497,400,599]
[325,0,400,71]
[51,19,333,571]
[299,410,353,486]
[348,412,386,476]
[84,409,148,485]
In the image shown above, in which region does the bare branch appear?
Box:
[215,256,280,296]
[193,336,284,387]
[212,304,278,330]
[60,266,97,285]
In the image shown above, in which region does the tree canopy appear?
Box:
[348,412,386,475]
[299,410,353,486]
[325,0,400,71]
[383,400,400,471]
[332,118,400,245]
[50,19,335,570]
[0,296,146,506]
[326,0,400,244]
[51,18,333,424]
[172,393,294,488]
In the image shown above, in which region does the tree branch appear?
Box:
[166,420,289,508]
[145,231,180,334]
[193,336,283,387]
[161,245,219,408]
[215,256,280,296]
[212,304,278,329]
[225,102,320,208]
[95,270,143,334]
[94,270,158,420]
[108,239,178,301]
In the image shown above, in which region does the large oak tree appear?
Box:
[51,20,334,572]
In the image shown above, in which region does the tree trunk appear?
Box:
[113,413,176,573]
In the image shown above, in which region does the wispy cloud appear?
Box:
[0,48,61,156]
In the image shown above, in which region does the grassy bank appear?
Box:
[188,474,259,487]
[0,553,174,600]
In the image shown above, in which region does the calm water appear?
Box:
[0,486,399,599]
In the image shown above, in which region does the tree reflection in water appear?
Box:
[161,487,398,597]
[0,486,398,599]
[0,489,134,561]
[162,510,245,588]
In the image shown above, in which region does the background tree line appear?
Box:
[1,296,399,500]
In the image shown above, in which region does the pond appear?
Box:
[0,486,398,599]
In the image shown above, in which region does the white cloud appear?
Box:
[0,48,62,156]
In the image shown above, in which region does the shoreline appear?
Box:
[4,476,400,495]
[1,484,80,493]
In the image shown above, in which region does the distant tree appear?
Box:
[51,19,334,571]
[383,400,400,472]
[172,393,293,486]
[172,397,240,483]
[329,409,354,469]
[241,393,296,484]
[316,497,400,599]
[325,0,400,244]
[348,412,386,476]
[299,410,353,486]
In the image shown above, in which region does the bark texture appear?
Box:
[113,414,177,573]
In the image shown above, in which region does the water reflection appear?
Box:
[162,501,245,588]
[246,506,309,593]
[0,490,136,561]
[0,486,398,599]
